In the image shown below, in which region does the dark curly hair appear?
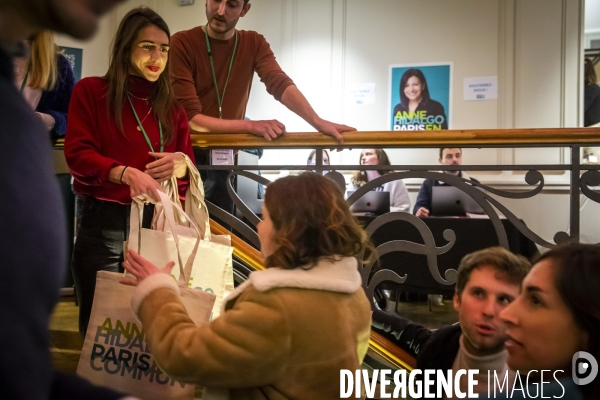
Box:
[263,172,369,270]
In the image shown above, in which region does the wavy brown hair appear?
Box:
[264,172,370,270]
[105,7,176,143]
[351,148,393,187]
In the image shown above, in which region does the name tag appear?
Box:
[211,149,234,166]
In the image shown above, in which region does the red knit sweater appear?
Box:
[64,75,194,204]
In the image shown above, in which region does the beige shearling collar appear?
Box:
[223,256,362,310]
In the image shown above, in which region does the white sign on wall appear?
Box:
[463,76,498,101]
[346,83,376,105]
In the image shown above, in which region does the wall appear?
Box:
[54,0,596,244]
[55,0,584,132]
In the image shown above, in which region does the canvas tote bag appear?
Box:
[77,192,216,400]
[157,154,235,318]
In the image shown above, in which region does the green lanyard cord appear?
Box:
[127,95,164,153]
[204,24,238,118]
[19,70,29,94]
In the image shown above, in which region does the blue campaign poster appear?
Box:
[389,63,452,131]
[60,46,83,82]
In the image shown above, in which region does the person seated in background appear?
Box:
[14,30,75,139]
[414,147,479,217]
[414,147,480,306]
[372,247,531,397]
[307,149,347,194]
[307,149,330,166]
[350,148,410,212]
[121,172,372,398]
[480,244,600,400]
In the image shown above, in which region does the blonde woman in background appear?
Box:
[14,30,75,138]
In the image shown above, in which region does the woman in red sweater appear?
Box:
[64,7,194,337]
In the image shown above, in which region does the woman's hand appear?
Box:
[121,166,163,202]
[120,249,175,286]
[146,152,187,182]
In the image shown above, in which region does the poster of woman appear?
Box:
[389,63,452,131]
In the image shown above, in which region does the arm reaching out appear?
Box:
[188,114,285,141]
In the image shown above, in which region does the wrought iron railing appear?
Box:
[191,130,600,252]
[54,127,600,370]
[188,128,600,370]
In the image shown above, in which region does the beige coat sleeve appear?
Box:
[138,287,292,388]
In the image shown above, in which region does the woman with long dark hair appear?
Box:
[392,68,448,130]
[481,244,600,399]
[120,172,372,398]
[351,148,410,212]
[64,7,194,337]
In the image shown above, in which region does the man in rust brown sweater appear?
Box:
[170,0,355,212]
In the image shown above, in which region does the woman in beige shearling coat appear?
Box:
[122,172,372,399]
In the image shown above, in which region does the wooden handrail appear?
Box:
[209,218,416,370]
[210,219,264,271]
[188,128,600,148]
[53,127,600,149]
[370,331,416,371]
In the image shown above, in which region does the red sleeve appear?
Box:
[254,33,294,101]
[170,32,203,121]
[174,106,195,199]
[64,78,120,186]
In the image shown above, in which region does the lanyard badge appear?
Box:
[205,24,238,119]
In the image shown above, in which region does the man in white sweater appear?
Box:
[373,247,531,399]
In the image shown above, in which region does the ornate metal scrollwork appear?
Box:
[199,163,591,300]
[356,212,458,306]
[581,170,600,203]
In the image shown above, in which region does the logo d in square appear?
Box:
[572,351,598,385]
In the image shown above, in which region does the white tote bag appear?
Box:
[157,154,235,317]
[77,192,216,400]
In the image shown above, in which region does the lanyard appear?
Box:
[204,24,238,119]
[127,95,164,153]
[20,70,29,93]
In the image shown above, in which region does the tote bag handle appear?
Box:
[162,153,212,241]
[129,192,202,288]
